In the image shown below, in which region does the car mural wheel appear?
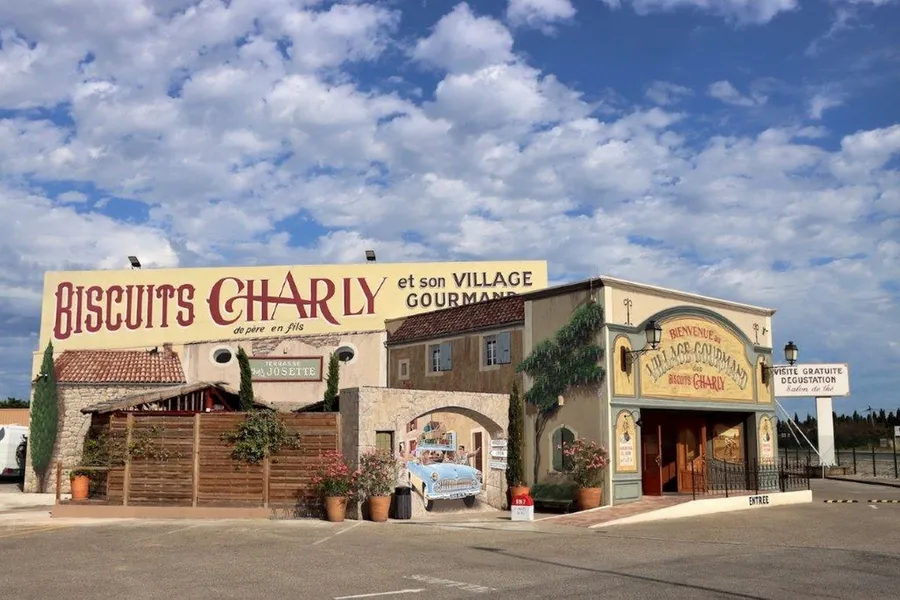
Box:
[463,495,476,508]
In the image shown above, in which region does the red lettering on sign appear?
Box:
[52,281,196,340]
[668,325,722,344]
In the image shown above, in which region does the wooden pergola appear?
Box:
[80,382,269,415]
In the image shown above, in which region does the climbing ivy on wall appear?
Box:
[516,300,606,482]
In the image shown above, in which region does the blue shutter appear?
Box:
[439,341,453,371]
[497,331,511,364]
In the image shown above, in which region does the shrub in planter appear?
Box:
[312,450,359,522]
[356,449,399,522]
[562,438,610,511]
[70,468,92,500]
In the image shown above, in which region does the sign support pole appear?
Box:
[815,396,836,467]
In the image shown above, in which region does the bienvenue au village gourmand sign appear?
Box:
[640,317,754,402]
[41,261,548,351]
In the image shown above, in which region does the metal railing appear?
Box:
[688,457,811,500]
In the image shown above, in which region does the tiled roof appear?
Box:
[55,349,186,384]
[388,295,524,344]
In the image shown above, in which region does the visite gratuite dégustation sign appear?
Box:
[40,261,548,351]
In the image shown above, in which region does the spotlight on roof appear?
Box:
[128,256,141,269]
[365,250,376,262]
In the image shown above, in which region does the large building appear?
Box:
[384,276,779,506]
[25,260,548,493]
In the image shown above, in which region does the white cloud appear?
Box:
[412,3,514,73]
[507,0,577,31]
[809,93,845,120]
[0,0,898,407]
[708,80,767,107]
[645,81,693,105]
[600,0,799,24]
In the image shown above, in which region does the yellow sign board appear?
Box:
[614,410,638,473]
[639,316,754,402]
[39,260,547,351]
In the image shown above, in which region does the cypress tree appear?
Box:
[506,381,526,487]
[30,342,59,492]
[323,353,340,412]
[236,347,254,411]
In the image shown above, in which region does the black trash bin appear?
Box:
[392,486,412,520]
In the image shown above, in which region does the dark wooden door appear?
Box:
[641,424,663,496]
[472,432,483,471]
[677,418,707,493]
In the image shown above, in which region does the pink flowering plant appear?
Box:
[312,450,359,498]
[562,439,610,488]
[356,448,400,499]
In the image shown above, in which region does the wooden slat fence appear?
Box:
[104,412,340,512]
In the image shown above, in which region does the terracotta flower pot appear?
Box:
[71,475,90,501]
[509,485,530,499]
[324,496,347,522]
[368,495,391,522]
[576,487,602,511]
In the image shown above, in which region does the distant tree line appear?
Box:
[778,410,900,449]
[0,397,29,408]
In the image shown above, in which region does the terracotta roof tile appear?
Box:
[388,295,524,344]
[55,350,186,384]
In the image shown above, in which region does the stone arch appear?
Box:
[341,387,510,512]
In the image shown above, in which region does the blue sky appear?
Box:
[0,0,898,418]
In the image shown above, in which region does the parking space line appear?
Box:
[313,521,363,546]
[0,524,70,539]
[334,589,423,599]
[405,574,496,594]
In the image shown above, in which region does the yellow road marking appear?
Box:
[0,524,71,539]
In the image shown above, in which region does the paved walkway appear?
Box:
[541,495,692,527]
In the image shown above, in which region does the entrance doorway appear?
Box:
[640,410,711,496]
[472,431,484,471]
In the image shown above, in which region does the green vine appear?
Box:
[516,300,606,482]
[75,425,181,477]
[221,410,301,464]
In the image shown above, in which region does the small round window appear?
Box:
[336,346,355,363]
[212,348,233,364]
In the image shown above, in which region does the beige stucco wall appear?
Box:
[340,387,509,514]
[522,289,603,488]
[182,331,387,410]
[603,281,773,348]
[23,384,168,494]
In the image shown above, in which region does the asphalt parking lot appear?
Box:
[2,479,899,599]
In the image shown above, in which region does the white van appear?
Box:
[0,425,27,477]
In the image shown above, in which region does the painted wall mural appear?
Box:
[639,316,755,402]
[758,415,775,462]
[614,411,638,473]
[39,260,548,352]
[712,423,744,463]
[402,417,484,512]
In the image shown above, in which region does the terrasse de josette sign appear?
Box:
[771,363,850,398]
[249,357,322,382]
[39,261,548,351]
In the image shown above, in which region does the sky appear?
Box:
[0,0,898,418]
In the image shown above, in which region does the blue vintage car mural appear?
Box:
[407,437,482,511]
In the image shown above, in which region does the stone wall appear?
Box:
[23,384,172,494]
[339,387,509,513]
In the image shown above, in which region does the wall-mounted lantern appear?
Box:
[620,320,663,372]
[760,341,799,384]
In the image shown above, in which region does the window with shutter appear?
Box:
[375,431,394,456]
[484,335,497,366]
[439,341,453,371]
[552,427,576,472]
[497,331,512,364]
[429,344,441,372]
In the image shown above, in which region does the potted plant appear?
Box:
[70,468,91,500]
[506,381,529,500]
[312,450,358,522]
[563,438,610,511]
[356,449,398,522]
